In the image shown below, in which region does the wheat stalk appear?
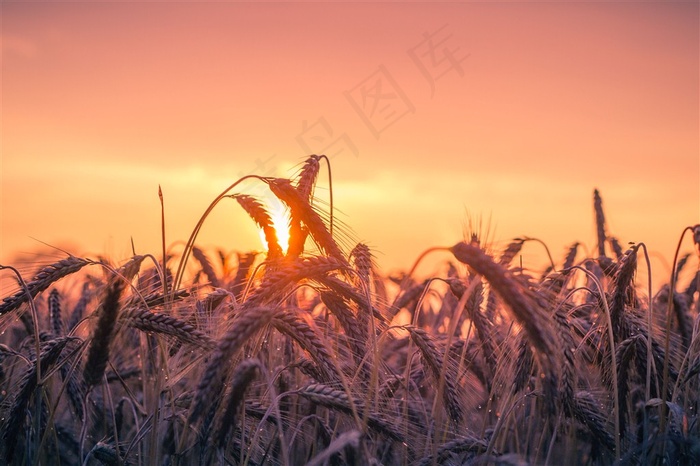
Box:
[0,257,91,317]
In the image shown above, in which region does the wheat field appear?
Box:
[1,155,699,465]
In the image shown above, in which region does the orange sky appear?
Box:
[2,2,698,282]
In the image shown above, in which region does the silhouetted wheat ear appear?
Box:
[48,288,65,336]
[0,256,90,317]
[499,238,525,265]
[245,256,348,306]
[297,383,406,444]
[267,178,347,265]
[320,291,365,360]
[390,279,429,318]
[60,343,86,420]
[272,309,340,382]
[449,242,558,413]
[548,241,580,294]
[608,236,624,259]
[610,245,638,339]
[189,305,276,424]
[67,281,92,332]
[289,356,322,382]
[447,278,497,379]
[554,306,576,417]
[191,246,221,287]
[306,429,361,466]
[88,442,119,466]
[563,242,579,270]
[235,194,284,259]
[120,307,215,350]
[114,254,146,283]
[317,274,387,324]
[213,358,261,448]
[416,435,490,466]
[408,326,463,424]
[513,335,534,393]
[3,336,76,463]
[83,278,125,389]
[572,391,615,453]
[593,189,607,258]
[231,252,257,298]
[656,284,692,350]
[615,334,643,435]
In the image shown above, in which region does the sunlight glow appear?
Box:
[258,197,291,254]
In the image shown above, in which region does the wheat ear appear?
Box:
[0,257,90,317]
[450,241,559,414]
[189,305,276,424]
[83,279,125,389]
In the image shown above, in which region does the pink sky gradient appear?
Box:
[2,2,698,282]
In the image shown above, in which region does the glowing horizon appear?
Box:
[2,2,698,282]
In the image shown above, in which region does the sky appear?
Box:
[2,2,698,283]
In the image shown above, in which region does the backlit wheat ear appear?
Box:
[234,194,284,259]
[292,155,327,255]
[267,178,347,265]
[0,256,91,317]
[295,154,321,202]
[83,278,125,389]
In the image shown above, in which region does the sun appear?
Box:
[258,197,291,254]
